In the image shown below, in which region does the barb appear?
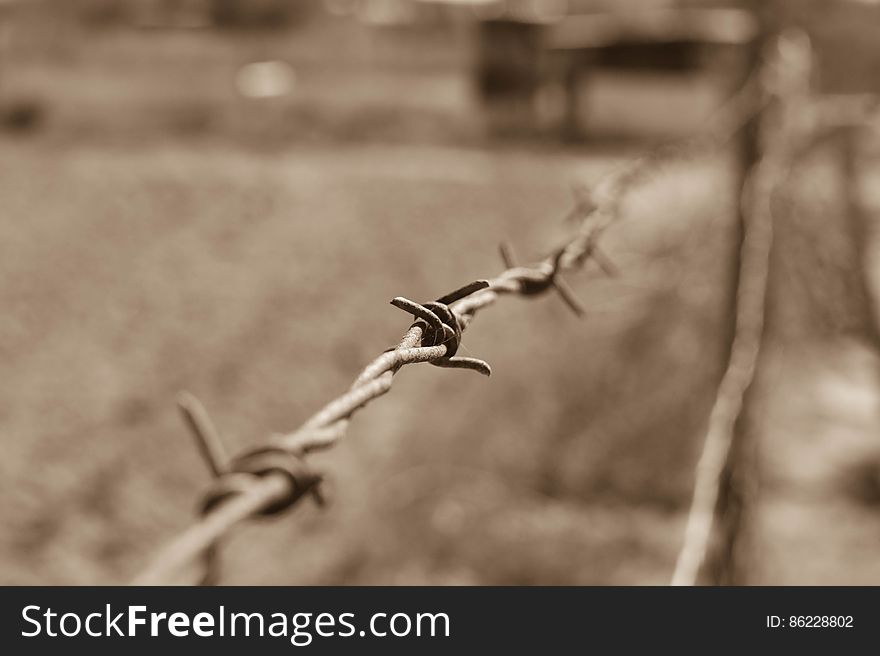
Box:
[390,281,493,375]
[499,244,587,316]
[177,392,229,478]
[671,29,812,586]
[131,74,766,586]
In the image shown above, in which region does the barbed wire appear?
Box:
[131,73,767,586]
[671,29,814,586]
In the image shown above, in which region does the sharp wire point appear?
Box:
[553,277,586,318]
[390,297,445,340]
[592,246,620,277]
[499,242,517,269]
[436,280,490,305]
[433,357,492,377]
[177,391,229,478]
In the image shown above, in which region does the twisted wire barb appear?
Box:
[132,79,764,586]
[671,30,813,586]
[132,232,608,586]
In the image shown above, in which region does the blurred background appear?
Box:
[2,0,880,585]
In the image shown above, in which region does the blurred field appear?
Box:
[2,4,880,585]
[0,131,745,584]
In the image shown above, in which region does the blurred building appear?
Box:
[411,0,760,137]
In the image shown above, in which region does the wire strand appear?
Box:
[131,77,765,586]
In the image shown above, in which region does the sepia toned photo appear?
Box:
[2,0,880,590]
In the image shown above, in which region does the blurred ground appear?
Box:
[2,3,880,585]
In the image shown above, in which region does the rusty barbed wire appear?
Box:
[671,29,814,586]
[131,72,767,586]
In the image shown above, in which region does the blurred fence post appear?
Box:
[703,6,769,587]
[679,0,786,586]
